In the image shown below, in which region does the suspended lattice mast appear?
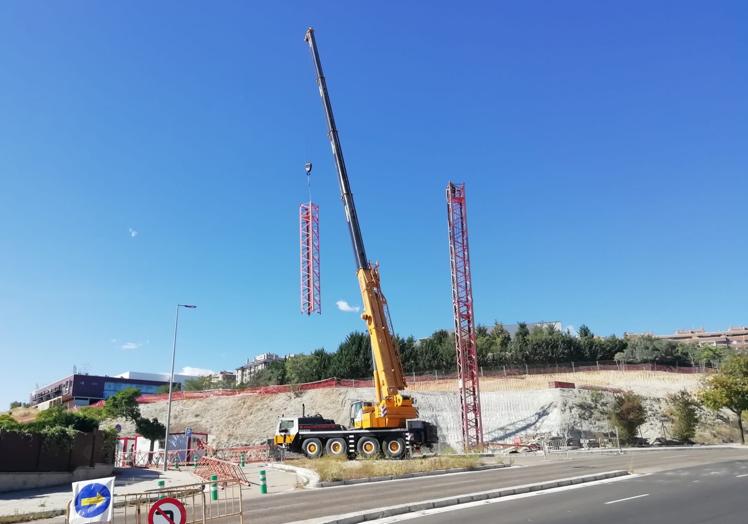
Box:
[446,182,483,450]
[300,162,321,315]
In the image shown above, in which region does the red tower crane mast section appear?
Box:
[446,182,483,450]
[300,201,321,315]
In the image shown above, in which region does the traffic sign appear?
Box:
[148,497,187,524]
[70,476,114,523]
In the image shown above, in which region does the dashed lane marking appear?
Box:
[604,494,649,505]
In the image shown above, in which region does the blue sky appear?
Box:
[1,2,746,408]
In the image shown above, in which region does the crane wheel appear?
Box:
[302,438,323,459]
[356,436,381,459]
[325,438,347,457]
[383,438,406,459]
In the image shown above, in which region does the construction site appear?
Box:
[2,7,747,524]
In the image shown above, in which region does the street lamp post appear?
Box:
[164,304,197,472]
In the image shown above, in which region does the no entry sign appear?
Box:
[148,498,187,524]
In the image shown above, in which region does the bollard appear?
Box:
[210,474,218,501]
[240,452,245,468]
[259,469,267,494]
[158,479,165,500]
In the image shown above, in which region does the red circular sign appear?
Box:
[148,497,187,524]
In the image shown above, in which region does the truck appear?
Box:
[273,28,438,459]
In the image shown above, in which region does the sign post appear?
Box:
[69,477,115,524]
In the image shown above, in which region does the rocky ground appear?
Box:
[103,369,741,449]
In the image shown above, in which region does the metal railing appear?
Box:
[66,479,244,523]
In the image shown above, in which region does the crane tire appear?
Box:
[383,438,406,459]
[356,436,381,459]
[325,438,347,457]
[302,438,323,459]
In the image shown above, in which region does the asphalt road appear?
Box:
[380,460,748,524]
[244,448,748,524]
[30,448,748,523]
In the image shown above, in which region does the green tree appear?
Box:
[666,390,700,442]
[33,405,100,432]
[0,414,21,430]
[248,360,287,386]
[285,354,320,384]
[331,332,372,379]
[699,354,748,444]
[609,391,647,445]
[184,377,211,391]
[103,387,141,422]
[135,417,166,464]
[9,401,28,410]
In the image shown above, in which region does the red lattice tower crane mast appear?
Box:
[300,162,321,315]
[446,182,483,450]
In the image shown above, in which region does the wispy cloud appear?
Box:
[121,341,141,351]
[179,366,214,377]
[336,300,360,313]
[128,228,138,238]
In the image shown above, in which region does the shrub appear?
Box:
[666,390,700,442]
[609,391,647,445]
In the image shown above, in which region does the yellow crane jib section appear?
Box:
[356,266,418,429]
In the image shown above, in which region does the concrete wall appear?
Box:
[0,463,114,493]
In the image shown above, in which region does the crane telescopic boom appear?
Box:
[304,27,414,429]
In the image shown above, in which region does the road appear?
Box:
[243,448,747,524]
[376,460,748,524]
[31,447,748,523]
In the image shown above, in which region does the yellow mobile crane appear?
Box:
[273,28,437,459]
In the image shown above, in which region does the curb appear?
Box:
[268,463,321,488]
[318,463,509,487]
[295,470,630,524]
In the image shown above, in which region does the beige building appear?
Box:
[638,326,748,348]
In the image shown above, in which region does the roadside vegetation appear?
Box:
[295,454,483,482]
[665,390,700,443]
[699,354,748,444]
[608,392,647,445]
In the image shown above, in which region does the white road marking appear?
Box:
[604,493,649,505]
[329,474,642,524]
[736,474,748,478]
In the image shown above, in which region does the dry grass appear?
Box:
[295,455,482,482]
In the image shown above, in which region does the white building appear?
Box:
[113,371,198,387]
[235,353,282,385]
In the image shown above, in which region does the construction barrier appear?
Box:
[194,456,250,485]
[65,479,244,523]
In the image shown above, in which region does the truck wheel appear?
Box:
[325,438,347,458]
[383,438,406,459]
[302,438,323,459]
[356,436,381,459]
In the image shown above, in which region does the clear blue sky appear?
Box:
[1,2,746,408]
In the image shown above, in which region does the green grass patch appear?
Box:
[295,454,484,482]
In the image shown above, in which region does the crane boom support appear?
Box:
[305,27,409,413]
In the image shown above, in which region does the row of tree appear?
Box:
[239,324,733,388]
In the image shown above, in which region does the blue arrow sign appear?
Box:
[74,482,111,518]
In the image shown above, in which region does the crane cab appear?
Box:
[274,418,298,446]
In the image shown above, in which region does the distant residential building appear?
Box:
[236,353,282,385]
[114,371,195,386]
[209,371,236,386]
[629,326,748,349]
[30,373,172,409]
